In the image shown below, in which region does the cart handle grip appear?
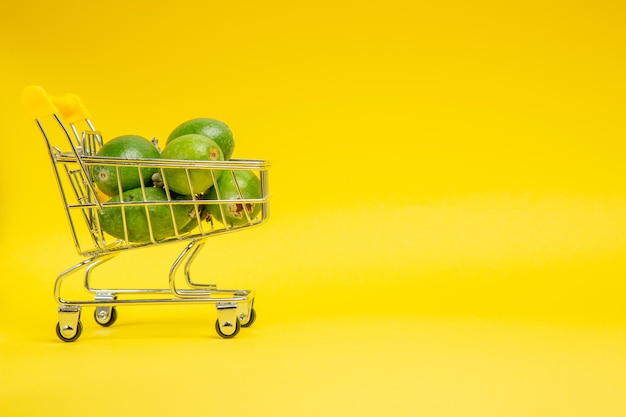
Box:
[21,85,90,124]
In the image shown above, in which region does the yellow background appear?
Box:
[1,0,625,416]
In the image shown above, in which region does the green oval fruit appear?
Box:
[206,170,262,227]
[98,187,193,243]
[160,134,224,195]
[173,194,211,235]
[167,118,235,160]
[93,135,160,196]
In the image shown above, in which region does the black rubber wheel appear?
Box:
[94,307,118,327]
[215,318,241,339]
[56,320,83,342]
[241,308,256,328]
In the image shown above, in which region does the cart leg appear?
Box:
[183,240,217,290]
[56,305,82,342]
[215,302,241,338]
[170,239,218,294]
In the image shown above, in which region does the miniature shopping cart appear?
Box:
[21,86,270,342]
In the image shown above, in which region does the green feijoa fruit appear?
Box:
[98,187,193,243]
[93,135,160,196]
[167,118,235,160]
[175,194,211,235]
[159,134,224,195]
[206,170,262,227]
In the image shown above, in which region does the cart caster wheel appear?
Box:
[241,308,256,328]
[215,317,241,339]
[94,306,117,327]
[56,320,83,342]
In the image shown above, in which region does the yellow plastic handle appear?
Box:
[21,85,90,123]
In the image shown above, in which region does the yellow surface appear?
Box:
[1,0,625,416]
